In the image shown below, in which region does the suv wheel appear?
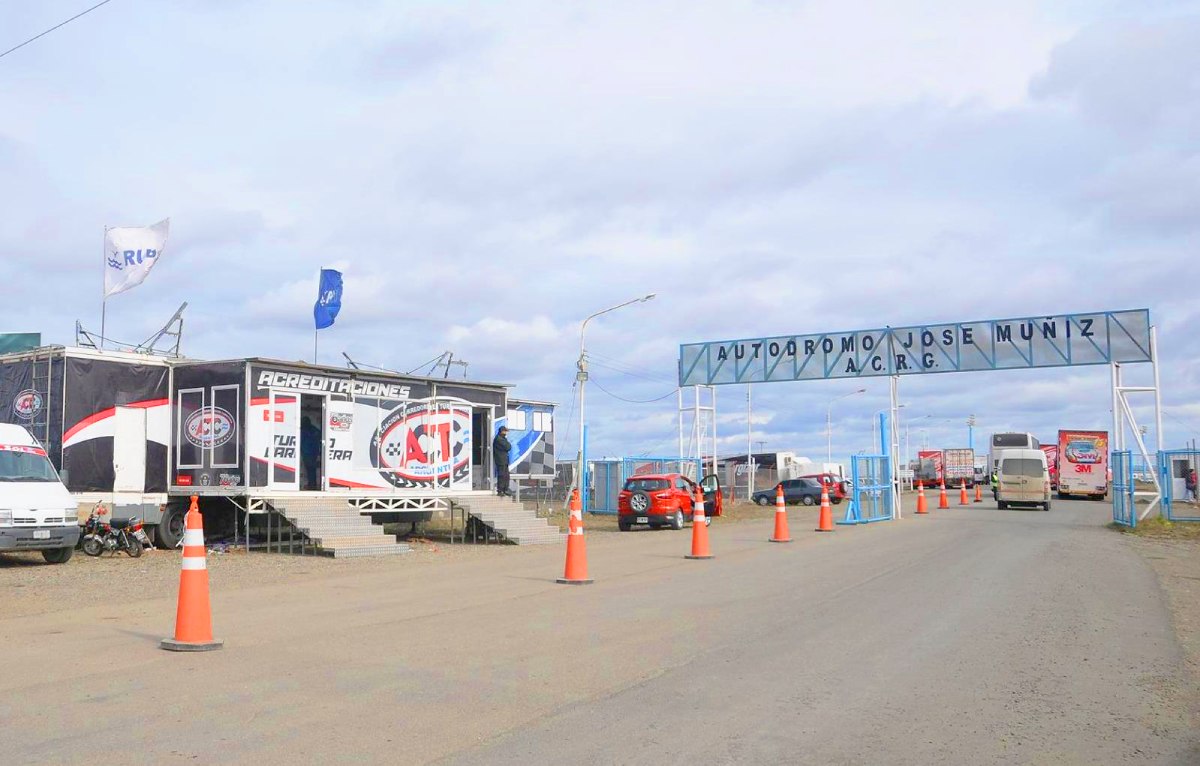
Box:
[801,495,815,506]
[618,518,631,532]
[671,510,684,530]
[628,490,652,514]
[755,495,770,506]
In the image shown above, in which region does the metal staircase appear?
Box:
[456,493,565,545]
[269,498,411,558]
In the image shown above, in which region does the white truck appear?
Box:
[0,424,79,563]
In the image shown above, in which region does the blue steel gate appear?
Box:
[588,457,704,514]
[839,454,893,524]
[1111,450,1135,527]
[1159,449,1200,522]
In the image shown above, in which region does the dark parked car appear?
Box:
[752,478,824,507]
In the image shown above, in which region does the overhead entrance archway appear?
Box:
[678,309,1161,522]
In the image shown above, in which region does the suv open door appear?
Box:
[700,474,723,517]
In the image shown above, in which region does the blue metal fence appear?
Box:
[1159,449,1200,522]
[587,456,704,515]
[1111,450,1135,527]
[839,454,893,524]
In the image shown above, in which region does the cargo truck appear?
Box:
[916,450,943,486]
[1056,430,1108,500]
[943,448,976,488]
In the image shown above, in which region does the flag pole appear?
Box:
[100,226,108,351]
[314,329,318,365]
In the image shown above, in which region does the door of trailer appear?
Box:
[113,406,147,492]
[268,390,299,491]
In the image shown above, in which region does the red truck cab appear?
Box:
[798,473,847,503]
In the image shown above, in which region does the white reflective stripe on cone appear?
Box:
[181,557,207,570]
[183,530,205,546]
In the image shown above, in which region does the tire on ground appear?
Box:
[42,546,73,564]
[155,504,187,549]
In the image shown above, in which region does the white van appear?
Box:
[995,448,1051,512]
[0,424,80,563]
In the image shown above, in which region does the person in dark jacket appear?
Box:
[493,426,512,496]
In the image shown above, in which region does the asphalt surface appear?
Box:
[2,497,1196,765]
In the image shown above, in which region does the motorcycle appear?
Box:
[80,505,148,558]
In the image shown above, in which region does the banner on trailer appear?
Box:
[679,309,1152,385]
[369,401,472,489]
[104,219,170,298]
[499,401,555,478]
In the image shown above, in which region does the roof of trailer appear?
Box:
[186,356,514,390]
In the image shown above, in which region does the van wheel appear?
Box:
[42,547,73,564]
[155,506,186,548]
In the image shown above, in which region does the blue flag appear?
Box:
[313,269,343,330]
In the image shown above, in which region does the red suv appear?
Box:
[617,473,724,531]
[798,473,847,504]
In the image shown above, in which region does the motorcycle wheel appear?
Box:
[125,536,144,558]
[82,536,104,557]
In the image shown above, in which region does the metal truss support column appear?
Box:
[1111,326,1164,520]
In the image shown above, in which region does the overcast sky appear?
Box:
[2,0,1198,467]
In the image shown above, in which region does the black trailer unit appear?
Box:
[0,347,555,548]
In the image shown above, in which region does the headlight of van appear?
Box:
[0,509,12,525]
[62,512,79,526]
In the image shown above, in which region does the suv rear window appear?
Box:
[625,478,668,491]
[1001,458,1044,478]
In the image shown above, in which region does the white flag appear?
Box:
[104,218,170,298]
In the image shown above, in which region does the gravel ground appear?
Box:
[0,538,506,619]
[1126,531,1200,733]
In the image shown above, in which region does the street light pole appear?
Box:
[576,294,656,509]
[826,388,867,464]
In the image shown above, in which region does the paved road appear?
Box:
[1,498,1196,765]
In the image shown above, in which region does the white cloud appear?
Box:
[1,0,1196,463]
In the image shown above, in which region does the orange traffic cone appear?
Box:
[959,479,969,506]
[938,479,949,509]
[161,496,223,652]
[686,487,714,559]
[815,482,834,532]
[769,483,792,543]
[916,481,928,514]
[974,482,983,503]
[557,489,593,584]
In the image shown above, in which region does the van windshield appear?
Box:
[0,446,59,482]
[1001,458,1044,478]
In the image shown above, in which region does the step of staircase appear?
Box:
[456,494,565,545]
[271,498,411,558]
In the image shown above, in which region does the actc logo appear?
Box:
[184,407,236,449]
[371,404,470,486]
[12,389,43,420]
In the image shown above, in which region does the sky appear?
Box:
[2,0,1199,468]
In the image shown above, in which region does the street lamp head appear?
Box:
[641,293,656,302]
[854,388,866,394]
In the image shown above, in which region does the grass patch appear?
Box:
[1113,515,1200,540]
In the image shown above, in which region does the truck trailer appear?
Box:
[943,448,976,488]
[0,346,555,548]
[1056,430,1108,500]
